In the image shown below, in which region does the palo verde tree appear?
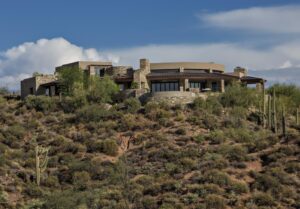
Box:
[57,66,85,96]
[87,75,119,103]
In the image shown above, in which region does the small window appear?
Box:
[29,87,34,95]
[119,84,125,91]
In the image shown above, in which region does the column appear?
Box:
[184,78,189,91]
[180,79,184,92]
[220,79,225,93]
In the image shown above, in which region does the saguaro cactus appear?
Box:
[272,89,278,134]
[268,95,272,128]
[262,84,266,128]
[282,105,286,138]
[35,145,49,186]
[296,108,299,125]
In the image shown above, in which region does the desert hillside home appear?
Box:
[21,59,266,103]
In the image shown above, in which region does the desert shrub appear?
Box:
[123,97,141,113]
[193,134,205,144]
[219,82,258,108]
[193,96,223,115]
[43,190,87,209]
[121,114,139,130]
[182,193,198,204]
[2,125,26,148]
[86,139,118,156]
[76,104,117,122]
[205,194,226,209]
[206,130,226,144]
[206,96,223,115]
[25,95,56,112]
[224,107,248,128]
[59,95,86,113]
[285,161,300,173]
[145,102,171,120]
[101,139,118,156]
[43,175,60,188]
[192,97,206,110]
[252,173,280,192]
[226,128,253,143]
[229,180,249,194]
[142,195,157,209]
[200,170,231,187]
[202,113,219,130]
[217,144,248,162]
[73,171,91,191]
[24,184,43,198]
[187,183,224,198]
[250,192,276,207]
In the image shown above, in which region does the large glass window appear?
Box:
[212,82,219,92]
[189,81,206,91]
[151,81,179,92]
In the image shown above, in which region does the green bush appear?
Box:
[206,130,226,144]
[205,194,226,209]
[200,170,231,187]
[2,125,26,148]
[73,171,91,190]
[250,192,276,207]
[76,104,117,122]
[219,82,258,108]
[87,76,119,103]
[101,139,119,156]
[123,98,141,113]
[25,95,56,112]
[59,95,86,113]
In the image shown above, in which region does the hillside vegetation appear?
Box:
[0,83,299,209]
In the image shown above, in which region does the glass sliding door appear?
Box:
[151,81,179,92]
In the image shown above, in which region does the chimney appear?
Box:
[234,66,247,78]
[139,58,150,73]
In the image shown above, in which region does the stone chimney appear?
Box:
[140,58,150,73]
[234,66,247,78]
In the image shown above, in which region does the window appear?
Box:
[29,87,34,95]
[189,81,206,91]
[212,82,219,92]
[151,81,179,92]
[95,68,105,77]
[119,84,125,91]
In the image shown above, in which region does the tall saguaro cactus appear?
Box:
[272,89,278,134]
[262,83,266,128]
[35,145,49,186]
[268,95,272,129]
[282,105,286,138]
[296,108,299,125]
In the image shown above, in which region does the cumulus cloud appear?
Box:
[199,5,300,34]
[0,38,116,90]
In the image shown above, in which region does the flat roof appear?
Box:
[150,62,225,72]
[146,71,238,80]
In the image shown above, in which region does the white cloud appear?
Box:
[199,5,300,34]
[0,38,114,90]
[1,37,300,89]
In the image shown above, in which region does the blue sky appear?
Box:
[1,0,300,89]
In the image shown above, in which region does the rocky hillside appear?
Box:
[0,90,299,209]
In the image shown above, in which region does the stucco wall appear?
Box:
[21,75,57,99]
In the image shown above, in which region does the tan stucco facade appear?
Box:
[21,75,57,99]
